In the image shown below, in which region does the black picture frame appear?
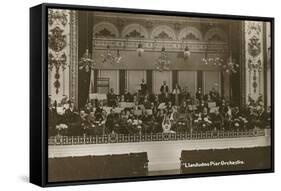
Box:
[30,3,274,187]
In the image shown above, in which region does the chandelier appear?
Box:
[101,45,122,65]
[183,45,191,59]
[78,49,95,72]
[183,24,191,59]
[136,43,144,57]
[201,51,225,66]
[78,11,95,72]
[201,23,239,74]
[156,47,171,71]
[223,56,239,73]
[136,23,144,56]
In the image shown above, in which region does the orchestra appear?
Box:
[48,80,270,137]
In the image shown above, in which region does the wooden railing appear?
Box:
[48,129,267,146]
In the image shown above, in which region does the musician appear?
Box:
[196,88,203,102]
[162,112,175,133]
[210,109,223,130]
[123,89,132,102]
[160,81,169,95]
[64,102,81,135]
[181,87,192,105]
[140,79,147,95]
[48,98,57,137]
[160,92,171,104]
[209,87,220,103]
[142,110,154,133]
[179,101,188,114]
[107,88,117,107]
[105,109,120,134]
[172,83,181,106]
[155,109,165,133]
[142,95,151,109]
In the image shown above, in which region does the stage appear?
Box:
[49,129,271,172]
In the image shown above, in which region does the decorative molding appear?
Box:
[178,26,203,41]
[69,10,79,105]
[205,27,227,42]
[48,9,71,101]
[93,21,119,38]
[245,21,264,103]
[121,23,149,39]
[92,38,228,52]
[151,25,176,40]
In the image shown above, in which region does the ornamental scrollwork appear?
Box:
[48,26,67,52]
[48,9,68,26]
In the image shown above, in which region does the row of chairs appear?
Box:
[48,152,148,182]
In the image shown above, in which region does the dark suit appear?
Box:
[160,85,169,94]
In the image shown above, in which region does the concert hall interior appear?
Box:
[47,9,272,182]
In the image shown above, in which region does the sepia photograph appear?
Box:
[45,5,273,184]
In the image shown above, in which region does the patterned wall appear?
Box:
[244,21,265,104]
[48,9,78,103]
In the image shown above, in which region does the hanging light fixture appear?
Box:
[156,46,171,71]
[223,23,239,74]
[101,45,122,65]
[183,23,191,59]
[201,22,224,66]
[136,23,144,56]
[79,11,95,71]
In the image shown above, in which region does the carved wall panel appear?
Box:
[244,21,264,104]
[48,9,78,103]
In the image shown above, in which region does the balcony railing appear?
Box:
[48,129,266,146]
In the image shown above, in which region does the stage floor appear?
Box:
[49,130,271,172]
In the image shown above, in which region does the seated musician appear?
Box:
[84,111,96,135]
[83,102,94,114]
[79,110,89,133]
[151,102,158,117]
[166,100,173,114]
[224,105,233,130]
[107,88,117,107]
[154,109,165,133]
[118,110,129,134]
[169,106,179,131]
[64,102,82,135]
[48,98,57,137]
[193,107,212,131]
[196,88,203,103]
[263,106,271,128]
[209,87,220,104]
[142,110,154,133]
[180,86,191,105]
[232,106,248,130]
[142,95,151,109]
[179,101,188,114]
[123,89,132,102]
[162,92,171,104]
[162,112,175,133]
[127,114,142,134]
[105,109,120,134]
[210,108,223,130]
